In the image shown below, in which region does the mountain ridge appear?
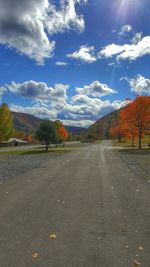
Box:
[12,111,85,136]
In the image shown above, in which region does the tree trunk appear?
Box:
[118,135,121,143]
[139,133,142,149]
[45,143,48,152]
[131,138,134,147]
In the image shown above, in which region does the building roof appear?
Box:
[8,138,28,143]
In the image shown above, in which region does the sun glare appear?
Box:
[115,0,142,24]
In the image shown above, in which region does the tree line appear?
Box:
[0,96,150,150]
[0,103,69,151]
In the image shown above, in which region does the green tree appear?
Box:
[54,120,63,146]
[0,103,14,142]
[36,120,57,152]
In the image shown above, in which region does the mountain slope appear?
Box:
[87,109,120,139]
[12,112,85,136]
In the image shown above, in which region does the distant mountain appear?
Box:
[87,109,120,139]
[12,112,85,136]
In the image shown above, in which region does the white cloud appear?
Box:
[10,95,128,127]
[0,86,7,102]
[0,0,87,64]
[113,24,133,36]
[2,79,129,127]
[2,80,69,102]
[55,61,69,66]
[61,119,92,128]
[45,0,87,34]
[129,75,150,94]
[131,32,142,44]
[119,24,133,36]
[98,36,150,61]
[11,104,57,120]
[76,80,117,97]
[67,45,96,63]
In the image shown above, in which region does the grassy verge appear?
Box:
[36,144,86,149]
[111,135,150,149]
[0,149,71,156]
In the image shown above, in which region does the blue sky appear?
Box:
[0,0,150,127]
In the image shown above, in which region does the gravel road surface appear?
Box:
[0,142,149,267]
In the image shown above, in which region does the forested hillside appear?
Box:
[87,109,120,139]
[12,112,85,136]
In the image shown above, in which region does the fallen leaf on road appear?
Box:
[133,260,141,266]
[138,246,144,251]
[32,252,38,259]
[49,234,57,239]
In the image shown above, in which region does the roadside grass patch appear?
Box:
[36,144,86,149]
[23,149,71,155]
[111,135,150,148]
[0,149,71,156]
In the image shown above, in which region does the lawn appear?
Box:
[111,135,150,149]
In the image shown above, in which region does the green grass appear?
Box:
[111,135,150,148]
[36,144,86,149]
[0,149,71,156]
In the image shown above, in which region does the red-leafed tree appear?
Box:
[24,135,33,143]
[110,120,125,142]
[119,96,150,149]
[120,106,138,147]
[58,126,69,141]
[130,96,150,149]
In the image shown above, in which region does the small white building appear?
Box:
[0,138,28,147]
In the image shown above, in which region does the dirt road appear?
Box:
[0,142,149,266]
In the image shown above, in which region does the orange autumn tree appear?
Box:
[120,96,150,149]
[58,126,69,141]
[109,119,125,142]
[120,105,138,147]
[24,135,33,143]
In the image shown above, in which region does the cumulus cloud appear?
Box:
[1,79,129,127]
[2,80,69,102]
[11,104,57,120]
[55,61,69,66]
[45,0,87,34]
[98,36,150,61]
[129,75,150,94]
[10,95,128,127]
[0,0,87,64]
[76,80,117,97]
[67,45,96,63]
